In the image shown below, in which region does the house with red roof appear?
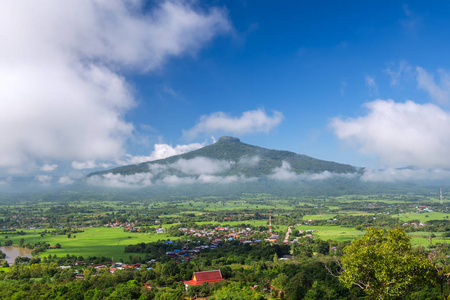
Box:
[184,270,225,289]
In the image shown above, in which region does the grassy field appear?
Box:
[1,194,449,263]
[292,224,450,247]
[391,212,449,222]
[0,227,181,261]
[302,214,336,221]
[409,231,449,246]
[293,225,365,242]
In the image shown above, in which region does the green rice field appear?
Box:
[1,227,180,261]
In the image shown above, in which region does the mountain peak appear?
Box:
[89,137,357,178]
[217,136,241,143]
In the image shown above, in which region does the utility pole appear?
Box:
[269,213,272,235]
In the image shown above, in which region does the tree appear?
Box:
[339,227,433,299]
[285,272,312,300]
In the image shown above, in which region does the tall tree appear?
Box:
[339,227,433,299]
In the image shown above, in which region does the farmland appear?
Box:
[1,192,449,259]
[1,192,450,299]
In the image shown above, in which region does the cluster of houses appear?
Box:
[402,222,427,228]
[60,261,227,290]
[164,243,208,262]
[166,225,257,239]
[157,225,285,261]
[58,262,150,279]
[416,206,437,213]
[158,225,271,242]
[104,220,140,232]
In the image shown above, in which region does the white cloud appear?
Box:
[331,99,450,168]
[58,176,75,185]
[158,173,253,186]
[40,164,58,172]
[365,75,378,96]
[238,156,260,167]
[197,174,239,184]
[171,157,233,175]
[385,61,412,86]
[183,109,284,139]
[308,171,333,180]
[71,161,112,170]
[416,67,450,104]
[87,156,353,188]
[158,175,197,186]
[269,161,298,180]
[268,161,354,181]
[120,142,205,165]
[35,175,52,185]
[150,157,233,175]
[88,156,245,188]
[361,167,450,182]
[87,171,249,188]
[0,1,230,174]
[72,141,206,170]
[148,163,169,174]
[87,172,154,188]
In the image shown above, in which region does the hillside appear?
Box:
[89,136,358,178]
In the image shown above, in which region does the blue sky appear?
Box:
[2,0,450,185]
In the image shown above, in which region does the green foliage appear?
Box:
[339,227,433,299]
[90,136,357,179]
[213,282,265,300]
[285,272,312,300]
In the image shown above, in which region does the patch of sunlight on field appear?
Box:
[1,227,181,261]
[293,225,365,242]
[391,212,449,222]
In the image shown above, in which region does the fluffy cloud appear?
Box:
[58,176,75,185]
[87,172,154,188]
[35,175,52,185]
[365,75,378,96]
[0,1,230,174]
[268,161,354,181]
[87,156,355,188]
[385,61,412,86]
[238,156,260,167]
[40,164,58,172]
[361,167,450,182]
[88,156,238,188]
[72,141,206,170]
[171,157,233,175]
[183,109,284,139]
[119,142,205,165]
[71,161,112,170]
[417,67,450,104]
[269,161,299,180]
[92,172,250,187]
[331,99,450,168]
[158,174,251,186]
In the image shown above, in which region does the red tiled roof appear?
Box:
[184,270,225,286]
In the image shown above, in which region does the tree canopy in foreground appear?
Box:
[339,227,433,299]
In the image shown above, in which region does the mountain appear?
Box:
[89,136,359,178]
